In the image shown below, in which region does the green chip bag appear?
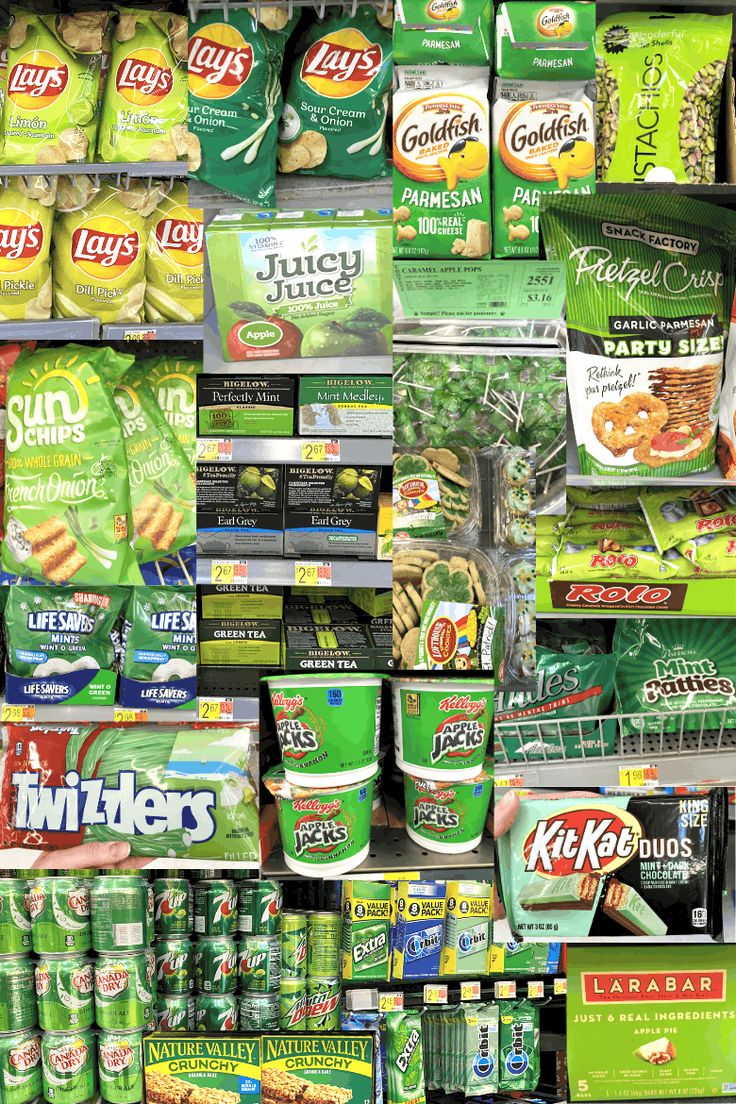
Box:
[0,8,107,166]
[0,177,55,320]
[145,183,204,323]
[148,355,201,465]
[114,362,195,563]
[98,9,188,164]
[3,343,143,585]
[278,6,392,179]
[393,0,492,65]
[188,6,297,207]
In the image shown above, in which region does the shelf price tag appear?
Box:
[113,708,148,723]
[494,981,516,1000]
[423,984,448,1004]
[496,776,525,788]
[1,704,35,722]
[198,698,234,722]
[460,981,481,1001]
[379,993,404,1012]
[553,978,568,996]
[196,438,232,462]
[294,561,332,587]
[211,561,248,584]
[301,439,341,463]
[527,981,545,999]
[618,764,658,789]
[489,945,504,972]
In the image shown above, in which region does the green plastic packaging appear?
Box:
[384,1011,426,1104]
[147,356,201,465]
[393,0,492,65]
[498,999,540,1091]
[121,586,196,692]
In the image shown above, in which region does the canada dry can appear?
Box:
[0,957,36,1032]
[239,992,279,1031]
[0,880,31,955]
[153,880,191,936]
[27,879,90,955]
[194,993,238,1033]
[0,1028,42,1104]
[280,912,307,979]
[193,881,237,936]
[41,1029,97,1104]
[35,956,94,1031]
[90,878,148,953]
[156,995,194,1032]
[278,977,307,1032]
[97,1030,143,1104]
[237,881,281,935]
[239,936,280,993]
[154,937,193,995]
[306,976,341,1031]
[94,953,153,1030]
[307,912,341,978]
[194,937,237,993]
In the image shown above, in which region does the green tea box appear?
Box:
[197,463,284,555]
[261,1034,374,1104]
[284,622,375,672]
[199,586,284,620]
[198,376,295,436]
[284,466,381,558]
[199,619,283,666]
[299,377,393,437]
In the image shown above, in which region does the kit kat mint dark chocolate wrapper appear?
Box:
[496,790,727,940]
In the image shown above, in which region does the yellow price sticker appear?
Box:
[113,708,147,723]
[494,981,517,999]
[496,776,525,788]
[301,439,341,463]
[1,704,35,722]
[211,561,248,584]
[379,993,404,1012]
[196,438,232,462]
[423,984,448,1004]
[554,978,568,995]
[527,981,545,999]
[460,981,481,1001]
[619,764,658,789]
[489,945,504,972]
[198,698,234,722]
[294,562,332,587]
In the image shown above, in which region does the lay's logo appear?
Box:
[0,210,44,273]
[155,213,204,267]
[71,216,139,280]
[8,50,68,109]
[116,47,172,105]
[301,29,381,99]
[189,26,253,100]
[523,804,642,876]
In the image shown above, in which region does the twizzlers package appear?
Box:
[496,792,727,939]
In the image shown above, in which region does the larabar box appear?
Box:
[567,945,736,1099]
[143,1033,260,1101]
[261,1033,374,1104]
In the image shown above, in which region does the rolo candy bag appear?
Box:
[145,183,204,323]
[0,177,55,320]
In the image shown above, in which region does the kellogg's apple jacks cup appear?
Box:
[403,760,493,853]
[392,677,494,780]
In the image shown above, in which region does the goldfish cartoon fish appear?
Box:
[438,136,489,190]
[548,137,595,189]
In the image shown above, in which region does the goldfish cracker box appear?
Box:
[392,881,447,980]
[206,210,392,363]
[492,2,596,257]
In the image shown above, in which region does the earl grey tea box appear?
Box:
[197,463,284,555]
[284,465,381,558]
[198,375,295,437]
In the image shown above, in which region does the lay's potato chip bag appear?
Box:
[0,177,55,320]
[145,183,204,322]
[3,343,143,585]
[148,355,201,464]
[98,9,189,164]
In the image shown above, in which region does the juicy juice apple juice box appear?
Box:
[206,211,392,363]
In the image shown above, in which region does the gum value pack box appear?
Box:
[199,619,283,666]
[261,1033,374,1104]
[197,463,284,555]
[392,881,447,980]
[284,466,381,558]
[144,1033,261,1101]
[198,376,295,436]
[567,945,736,1100]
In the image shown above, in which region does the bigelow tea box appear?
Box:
[199,585,284,620]
[197,463,284,555]
[198,619,283,666]
[198,376,295,437]
[261,1033,374,1104]
[284,466,381,558]
[284,622,376,672]
[143,1033,261,1100]
[567,945,736,1100]
[298,377,393,437]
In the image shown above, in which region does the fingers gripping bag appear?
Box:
[98,10,189,164]
[145,184,204,324]
[147,355,201,465]
[120,586,197,709]
[188,5,298,207]
[278,6,392,180]
[0,177,55,321]
[541,192,736,478]
[3,343,143,585]
[1,8,108,166]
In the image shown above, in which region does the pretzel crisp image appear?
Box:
[591,393,669,457]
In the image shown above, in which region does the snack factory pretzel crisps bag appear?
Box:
[541,192,736,478]
[188,6,298,207]
[3,343,143,585]
[393,0,492,65]
[0,177,55,320]
[0,8,107,166]
[278,6,392,180]
[145,183,204,323]
[98,9,189,164]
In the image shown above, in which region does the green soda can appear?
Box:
[153,880,191,936]
[155,995,194,1032]
[27,878,90,954]
[278,977,307,1032]
[0,1028,42,1104]
[239,992,279,1031]
[41,1029,97,1104]
[239,936,280,993]
[194,994,237,1033]
[35,956,94,1031]
[193,881,237,937]
[154,937,193,995]
[237,881,281,935]
[0,957,36,1032]
[307,912,341,977]
[306,977,341,1032]
[280,912,307,979]
[97,1030,143,1104]
[0,880,31,955]
[94,953,153,1031]
[194,937,237,994]
[90,878,148,953]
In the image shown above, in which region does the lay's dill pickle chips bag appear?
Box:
[145,183,204,323]
[98,10,189,164]
[3,343,143,585]
[148,356,201,464]
[0,177,55,320]
[1,8,107,166]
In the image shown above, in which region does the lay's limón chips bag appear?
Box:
[0,177,55,320]
[145,183,204,323]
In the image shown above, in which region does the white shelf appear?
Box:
[0,319,99,340]
[190,175,391,212]
[0,161,187,179]
[197,555,391,587]
[102,323,204,341]
[0,699,259,724]
[196,436,393,465]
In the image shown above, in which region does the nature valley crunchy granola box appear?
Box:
[143,1033,261,1102]
[261,1033,374,1104]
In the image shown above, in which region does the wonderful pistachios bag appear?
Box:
[148,355,201,464]
[145,183,204,323]
[188,6,298,207]
[120,586,196,709]
[0,8,107,166]
[0,178,55,320]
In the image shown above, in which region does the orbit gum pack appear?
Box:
[392,881,446,980]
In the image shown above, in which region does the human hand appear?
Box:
[31,841,151,870]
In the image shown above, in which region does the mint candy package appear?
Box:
[120,586,197,710]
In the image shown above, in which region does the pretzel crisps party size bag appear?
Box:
[541,192,736,479]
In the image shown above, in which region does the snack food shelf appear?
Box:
[0,319,204,341]
[196,555,392,586]
[190,174,391,211]
[189,0,391,15]
[0,162,187,180]
[0,697,259,723]
[343,980,561,1006]
[196,436,394,465]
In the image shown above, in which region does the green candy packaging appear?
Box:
[120,586,197,710]
[498,999,540,1091]
[148,356,201,465]
[383,1011,426,1104]
[639,487,736,553]
[393,0,492,65]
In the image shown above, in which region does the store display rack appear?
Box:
[0,319,204,342]
[0,699,259,724]
[197,437,394,466]
[0,162,187,181]
[191,175,391,212]
[197,555,391,586]
[189,0,390,16]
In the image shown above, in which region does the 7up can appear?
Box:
[194,994,237,1033]
[154,938,193,994]
[239,992,278,1031]
[0,957,36,1031]
[0,1028,41,1104]
[27,879,90,954]
[98,1031,142,1104]
[194,881,237,936]
[280,912,307,979]
[41,1030,96,1104]
[0,880,31,954]
[237,881,281,935]
[156,995,194,1032]
[153,880,191,936]
[94,953,153,1030]
[90,878,148,953]
[279,977,307,1032]
[306,977,341,1031]
[194,937,237,993]
[239,936,280,993]
[35,956,94,1031]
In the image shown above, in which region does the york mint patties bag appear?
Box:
[1,8,107,165]
[0,177,55,320]
[542,192,736,478]
[120,586,196,709]
[383,1011,426,1104]
[188,6,298,207]
[3,343,142,585]
[496,791,727,940]
[98,10,189,164]
[148,355,201,464]
[278,6,392,179]
[145,183,204,323]
[498,999,539,1091]
[393,0,492,65]
[597,12,731,184]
